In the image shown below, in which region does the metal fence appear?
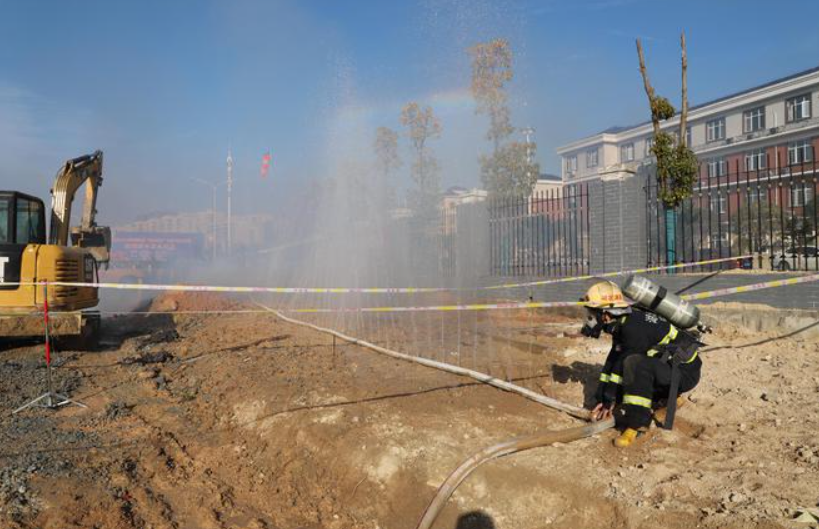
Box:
[646,156,819,271]
[487,185,590,277]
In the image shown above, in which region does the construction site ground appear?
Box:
[1,291,818,529]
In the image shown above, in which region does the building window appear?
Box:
[787,139,814,165]
[620,143,635,162]
[710,194,727,214]
[743,106,766,133]
[586,149,599,168]
[706,118,725,142]
[707,158,727,179]
[786,94,812,122]
[685,126,692,147]
[791,186,814,207]
[565,155,578,175]
[644,137,654,157]
[745,149,767,171]
[567,184,578,207]
[748,189,768,204]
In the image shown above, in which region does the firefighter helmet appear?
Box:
[582,281,630,309]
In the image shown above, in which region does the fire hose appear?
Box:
[254,302,614,528]
[415,417,615,529]
[256,302,590,420]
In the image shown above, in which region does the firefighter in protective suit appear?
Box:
[581,281,702,447]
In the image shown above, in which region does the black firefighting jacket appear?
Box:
[594,308,686,405]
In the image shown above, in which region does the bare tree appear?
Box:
[401,102,442,217]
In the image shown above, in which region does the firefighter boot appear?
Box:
[614,428,639,448]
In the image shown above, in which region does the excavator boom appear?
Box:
[49,150,110,264]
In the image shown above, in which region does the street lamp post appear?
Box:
[521,127,535,181]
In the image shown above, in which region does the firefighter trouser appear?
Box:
[620,354,701,429]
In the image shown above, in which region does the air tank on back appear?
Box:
[622,275,700,329]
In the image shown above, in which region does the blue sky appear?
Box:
[2,0,819,223]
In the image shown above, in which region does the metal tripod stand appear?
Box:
[13,282,86,414]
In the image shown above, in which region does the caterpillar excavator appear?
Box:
[0,151,110,347]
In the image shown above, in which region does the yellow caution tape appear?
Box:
[12,269,817,316]
[4,254,752,295]
[681,272,819,301]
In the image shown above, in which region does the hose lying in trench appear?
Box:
[254,302,611,528]
[255,302,590,420]
[416,417,615,529]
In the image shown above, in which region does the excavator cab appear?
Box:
[0,192,47,288]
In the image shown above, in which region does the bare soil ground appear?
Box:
[0,292,817,529]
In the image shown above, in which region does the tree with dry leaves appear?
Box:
[373,126,401,207]
[480,142,540,199]
[374,126,401,178]
[469,39,536,199]
[401,102,442,218]
[469,38,514,153]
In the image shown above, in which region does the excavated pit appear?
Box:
[0,292,816,529]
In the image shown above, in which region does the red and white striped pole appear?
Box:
[43,281,54,406]
[12,280,86,413]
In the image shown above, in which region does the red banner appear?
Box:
[260,152,271,178]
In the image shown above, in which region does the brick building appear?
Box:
[556,65,819,211]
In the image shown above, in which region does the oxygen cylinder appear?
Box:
[621,275,700,329]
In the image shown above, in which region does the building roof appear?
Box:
[597,64,819,135]
[538,173,561,182]
[444,185,469,195]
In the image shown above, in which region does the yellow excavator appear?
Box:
[0,151,110,346]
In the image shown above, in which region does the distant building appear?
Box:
[532,173,563,196]
[441,186,488,234]
[116,211,275,255]
[556,65,819,211]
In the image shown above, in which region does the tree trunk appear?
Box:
[665,207,677,269]
[679,31,688,147]
[636,39,661,139]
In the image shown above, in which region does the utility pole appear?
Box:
[521,127,534,161]
[521,126,535,182]
[226,148,233,256]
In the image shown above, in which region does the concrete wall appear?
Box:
[453,201,490,286]
[588,168,649,274]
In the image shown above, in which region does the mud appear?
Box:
[0,292,816,529]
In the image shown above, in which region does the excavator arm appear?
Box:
[49,150,111,265]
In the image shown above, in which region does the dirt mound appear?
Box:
[148,291,245,313]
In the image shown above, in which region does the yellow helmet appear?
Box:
[582,281,630,309]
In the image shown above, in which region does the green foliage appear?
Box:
[648,106,698,208]
[651,96,675,121]
[652,130,698,207]
[480,141,539,199]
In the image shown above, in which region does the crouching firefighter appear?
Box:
[580,280,702,448]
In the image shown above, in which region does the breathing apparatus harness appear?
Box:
[583,275,713,429]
